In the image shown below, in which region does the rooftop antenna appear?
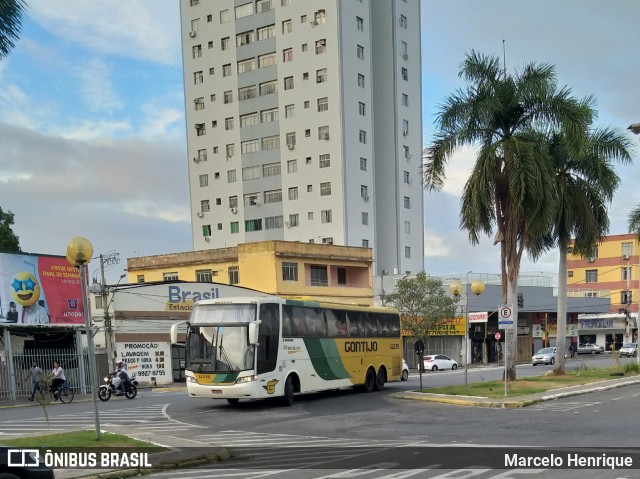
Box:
[502,39,507,78]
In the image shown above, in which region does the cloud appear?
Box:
[77,59,124,114]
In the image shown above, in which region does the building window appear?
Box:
[301,43,308,52]
[208,41,213,49]
[236,30,255,46]
[224,90,233,104]
[358,102,365,116]
[229,196,239,208]
[226,143,235,158]
[263,162,281,177]
[359,130,367,144]
[228,267,239,285]
[301,14,307,23]
[163,272,179,282]
[245,218,263,231]
[282,262,298,281]
[357,74,365,88]
[321,210,332,223]
[260,107,279,122]
[235,2,253,19]
[242,165,261,181]
[404,146,410,159]
[137,275,145,283]
[284,76,294,90]
[194,71,203,84]
[256,0,273,13]
[585,269,598,283]
[405,246,411,258]
[200,199,210,213]
[362,212,368,225]
[362,239,369,248]
[225,117,234,130]
[336,267,347,285]
[195,123,205,136]
[622,242,633,257]
[289,213,299,227]
[403,196,410,209]
[356,44,364,59]
[202,224,211,236]
[404,171,410,183]
[567,270,574,278]
[190,18,200,31]
[282,19,292,34]
[308,211,314,220]
[360,157,367,171]
[403,119,409,135]
[316,68,327,83]
[288,187,298,200]
[261,135,280,150]
[210,93,216,101]
[258,52,277,69]
[402,93,409,106]
[199,174,208,188]
[194,97,205,110]
[317,97,328,112]
[241,139,260,154]
[356,16,364,31]
[220,9,229,23]
[197,148,207,162]
[400,41,408,58]
[319,154,330,168]
[240,112,258,127]
[230,221,239,234]
[314,9,326,24]
[264,189,283,204]
[315,39,326,54]
[287,160,297,174]
[286,131,296,147]
[622,266,631,280]
[320,182,331,196]
[192,45,202,58]
[265,216,283,230]
[257,24,275,40]
[285,104,294,118]
[400,14,407,28]
[310,265,328,286]
[401,67,408,81]
[318,125,329,140]
[190,0,199,5]
[404,221,411,234]
[237,58,256,74]
[196,269,213,282]
[621,290,632,305]
[283,48,293,62]
[281,0,291,5]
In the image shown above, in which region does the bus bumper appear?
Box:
[186,379,260,399]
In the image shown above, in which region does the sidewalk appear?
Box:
[392,375,640,408]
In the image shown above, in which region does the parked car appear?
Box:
[401,359,409,381]
[620,343,638,357]
[423,354,458,371]
[0,446,55,478]
[532,347,557,366]
[577,343,604,354]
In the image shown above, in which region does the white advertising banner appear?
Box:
[116,341,172,385]
[468,312,488,323]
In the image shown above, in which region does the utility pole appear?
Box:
[100,254,115,370]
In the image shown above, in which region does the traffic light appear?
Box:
[517,292,524,308]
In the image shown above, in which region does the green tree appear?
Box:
[548,128,631,375]
[423,50,592,379]
[0,207,21,252]
[0,0,28,59]
[629,205,640,241]
[381,272,456,344]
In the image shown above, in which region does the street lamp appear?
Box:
[450,276,486,390]
[67,236,101,440]
[629,123,640,364]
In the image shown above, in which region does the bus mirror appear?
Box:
[170,321,188,344]
[248,322,260,345]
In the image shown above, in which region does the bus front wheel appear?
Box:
[282,376,295,406]
[374,367,385,391]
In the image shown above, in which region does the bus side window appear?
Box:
[346,312,362,337]
[364,313,377,337]
[378,314,391,337]
[305,308,327,337]
[390,314,400,337]
[326,309,347,337]
[291,306,307,336]
[282,305,293,336]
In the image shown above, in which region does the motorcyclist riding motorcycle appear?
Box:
[112,359,131,396]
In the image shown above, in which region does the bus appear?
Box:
[170,296,403,406]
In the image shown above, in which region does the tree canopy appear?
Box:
[0,207,21,252]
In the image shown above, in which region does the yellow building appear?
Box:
[126,241,373,306]
[567,234,639,314]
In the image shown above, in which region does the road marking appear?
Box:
[528,401,601,412]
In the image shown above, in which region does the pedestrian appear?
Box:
[25,360,43,401]
[568,343,575,358]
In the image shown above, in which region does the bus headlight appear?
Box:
[187,376,197,383]
[236,375,257,384]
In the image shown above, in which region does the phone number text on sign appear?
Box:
[116,342,172,383]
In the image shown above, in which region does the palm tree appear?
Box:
[424,50,592,379]
[0,0,28,59]
[629,205,640,240]
[549,128,632,375]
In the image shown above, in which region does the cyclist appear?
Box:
[51,361,66,398]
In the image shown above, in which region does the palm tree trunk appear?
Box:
[554,243,568,375]
[505,276,518,380]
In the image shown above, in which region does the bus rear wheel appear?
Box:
[227,398,239,405]
[282,376,295,406]
[363,368,375,393]
[374,367,385,391]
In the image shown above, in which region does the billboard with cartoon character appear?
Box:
[0,252,84,325]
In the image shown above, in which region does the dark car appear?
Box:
[0,447,55,478]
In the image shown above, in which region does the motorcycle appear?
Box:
[98,371,138,401]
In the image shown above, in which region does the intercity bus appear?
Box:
[170,296,403,405]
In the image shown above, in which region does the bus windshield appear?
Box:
[187,304,256,373]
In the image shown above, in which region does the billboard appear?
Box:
[0,252,84,325]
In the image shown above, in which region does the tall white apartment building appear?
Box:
[180,0,423,275]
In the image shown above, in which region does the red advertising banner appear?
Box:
[0,253,84,325]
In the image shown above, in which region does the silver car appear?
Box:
[532,347,557,366]
[620,343,638,357]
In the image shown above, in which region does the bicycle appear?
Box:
[36,382,75,405]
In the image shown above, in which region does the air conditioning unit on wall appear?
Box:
[196,211,204,218]
[230,207,238,214]
[623,254,630,260]
[189,31,197,38]
[204,236,210,242]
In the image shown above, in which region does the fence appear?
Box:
[0,349,94,399]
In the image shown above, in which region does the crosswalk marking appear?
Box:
[527,401,601,412]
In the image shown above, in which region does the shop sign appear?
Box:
[468,312,488,323]
[115,341,172,385]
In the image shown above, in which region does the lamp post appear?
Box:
[628,123,640,364]
[67,237,101,440]
[450,275,486,390]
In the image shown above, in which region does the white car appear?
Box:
[401,359,409,381]
[423,354,458,371]
[532,347,557,366]
[620,343,638,357]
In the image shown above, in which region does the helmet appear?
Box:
[116,359,123,366]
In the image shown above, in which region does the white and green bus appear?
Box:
[170,296,403,406]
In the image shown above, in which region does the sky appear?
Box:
[1,0,639,285]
